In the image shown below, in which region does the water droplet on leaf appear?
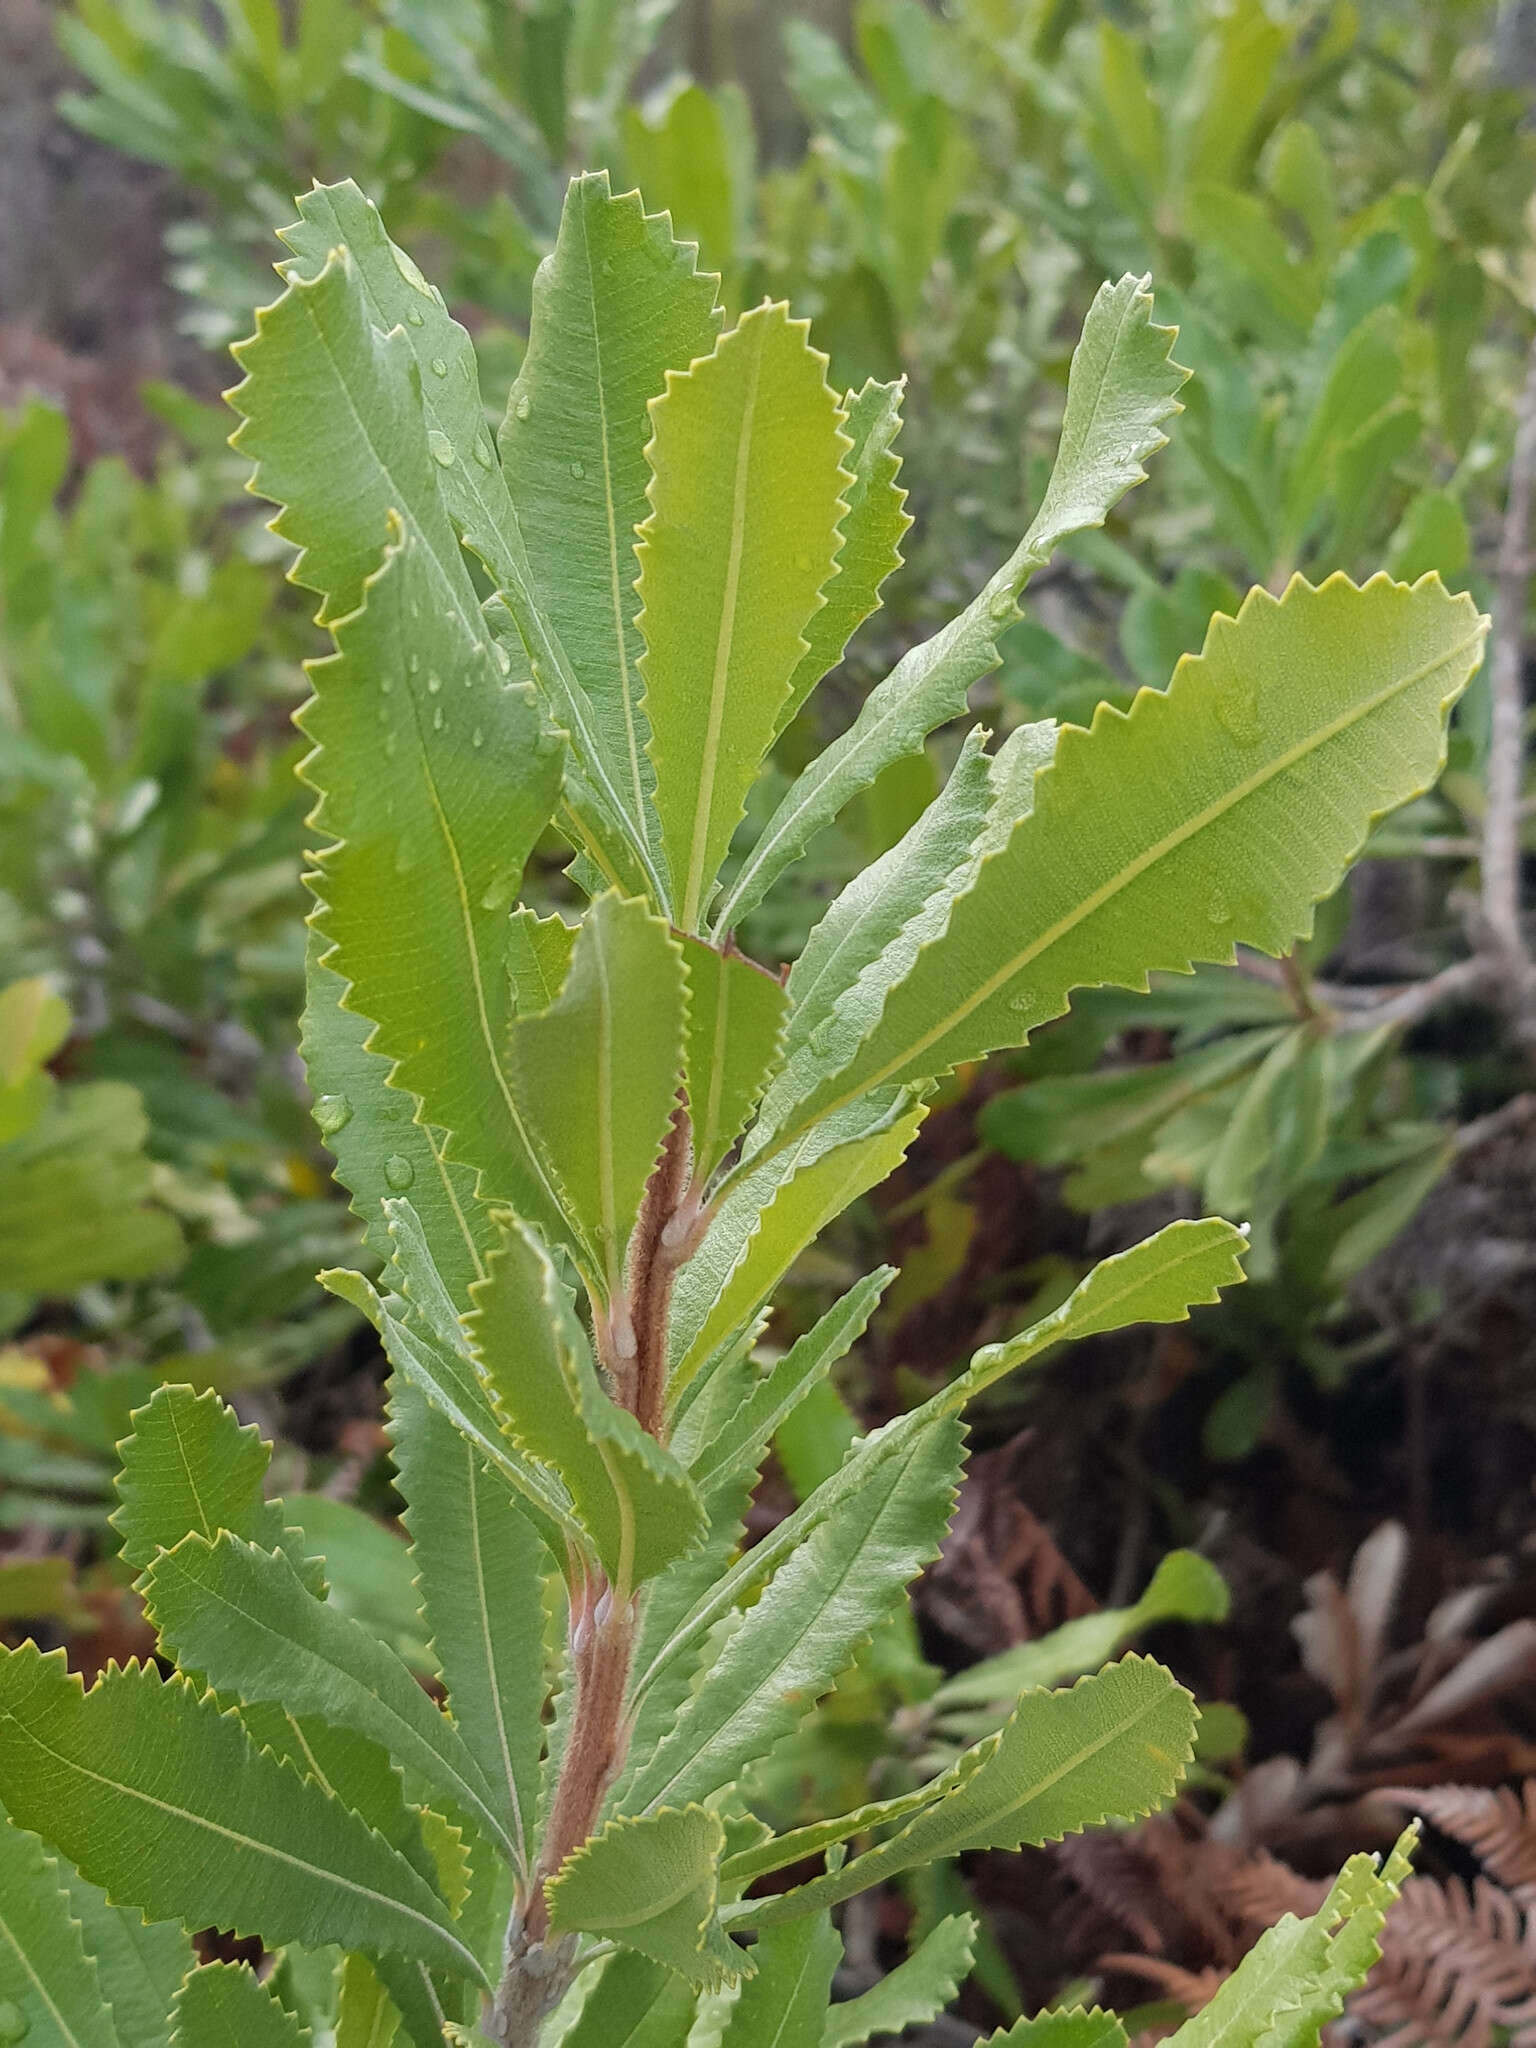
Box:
[432,705,444,731]
[513,393,532,422]
[472,727,485,748]
[1208,887,1232,926]
[0,2001,29,2042]
[495,646,513,674]
[989,589,1016,624]
[472,434,495,469]
[407,653,420,674]
[404,306,425,327]
[428,431,455,467]
[570,460,586,479]
[314,1094,352,1136]
[429,357,448,377]
[384,1155,415,1191]
[427,673,442,694]
[1008,992,1033,1014]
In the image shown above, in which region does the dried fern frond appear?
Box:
[1389,1781,1536,1898]
[1350,1875,1536,2048]
[1099,1955,1228,2011]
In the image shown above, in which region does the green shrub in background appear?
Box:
[0,170,1486,2044]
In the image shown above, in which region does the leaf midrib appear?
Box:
[0,1701,480,1979]
[764,622,1484,1166]
[0,1890,96,2048]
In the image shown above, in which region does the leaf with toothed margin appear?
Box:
[638,302,853,929]
[301,936,494,1305]
[750,720,1056,1155]
[545,1806,749,1989]
[170,1961,310,2046]
[711,273,1187,933]
[980,2010,1129,2048]
[773,375,911,741]
[669,1089,925,1398]
[717,1913,841,2048]
[466,1214,705,1588]
[755,573,1487,1164]
[258,179,658,898]
[47,1843,195,2048]
[504,890,687,1293]
[139,1530,518,1867]
[640,1220,1247,1726]
[295,521,576,1275]
[499,172,724,872]
[389,1379,547,1881]
[558,1949,700,2048]
[678,936,789,1187]
[618,1409,964,1817]
[113,1384,320,1595]
[741,1655,1196,1926]
[0,1802,121,2046]
[821,1913,978,2048]
[681,1264,895,1493]
[0,1645,483,1982]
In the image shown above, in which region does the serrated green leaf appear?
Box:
[499,173,724,862]
[561,1949,700,2048]
[301,938,493,1302]
[1165,1828,1415,2048]
[957,1218,1249,1403]
[821,1912,977,2048]
[113,1386,314,1591]
[712,274,1185,932]
[646,1220,1245,1707]
[776,376,911,737]
[622,1412,963,1815]
[671,1091,926,1396]
[140,1531,516,1867]
[679,937,789,1186]
[684,1265,894,1493]
[0,1646,481,1981]
[638,302,851,928]
[467,1215,704,1588]
[984,2007,1130,2048]
[753,722,1056,1150]
[389,1380,546,1880]
[761,575,1485,1156]
[505,891,686,1292]
[0,1804,119,2048]
[169,1963,309,2047]
[320,1260,582,1560]
[252,183,657,895]
[51,1855,192,2048]
[719,1914,841,2048]
[297,521,573,1272]
[546,1806,745,1989]
[747,1655,1195,1924]
[935,1550,1229,1707]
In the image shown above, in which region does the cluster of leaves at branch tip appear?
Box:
[0,167,1485,2046]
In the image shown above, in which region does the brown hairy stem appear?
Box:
[490,1109,700,2040]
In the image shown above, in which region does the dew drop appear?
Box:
[428,430,455,467]
[494,645,513,674]
[376,706,390,725]
[380,676,394,694]
[1208,887,1233,927]
[482,868,520,912]
[429,357,448,377]
[427,672,442,694]
[808,1017,839,1056]
[472,727,485,748]
[472,434,496,469]
[989,589,1016,624]
[0,2001,29,2043]
[570,459,586,479]
[384,732,398,757]
[405,306,425,326]
[514,393,532,423]
[407,653,421,674]
[1213,675,1262,747]
[432,705,444,731]
[314,1093,353,1136]
[384,1154,416,1191]
[1008,992,1033,1014]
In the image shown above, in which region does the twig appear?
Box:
[1481,330,1536,990]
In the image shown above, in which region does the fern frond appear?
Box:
[1351,1876,1536,2048]
[1391,1781,1536,1898]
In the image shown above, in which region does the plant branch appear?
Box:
[1482,330,1536,989]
